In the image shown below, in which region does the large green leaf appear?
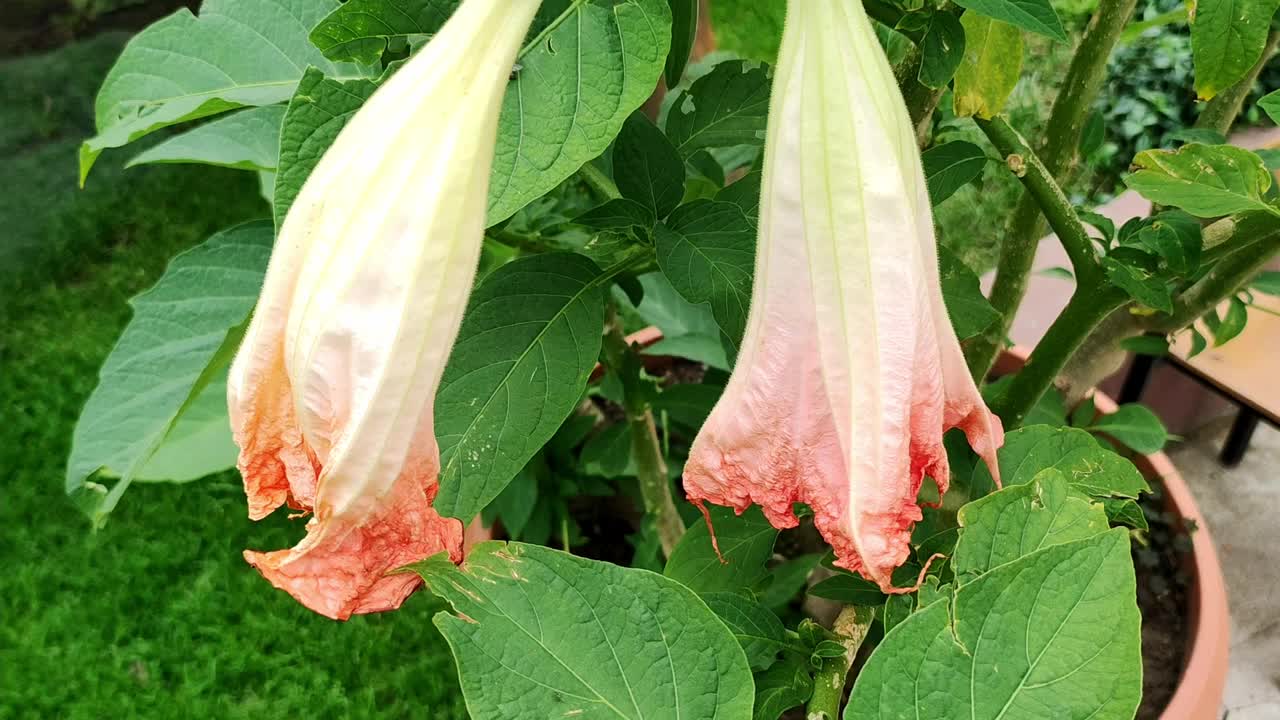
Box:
[938,245,1000,340]
[1124,143,1278,218]
[135,369,239,482]
[80,0,361,182]
[66,221,273,523]
[413,542,754,719]
[433,253,608,521]
[613,112,686,219]
[952,14,1023,119]
[664,59,772,156]
[665,0,699,87]
[664,505,777,593]
[486,0,672,224]
[273,69,380,227]
[845,530,1141,719]
[128,105,285,172]
[620,272,730,370]
[970,425,1151,499]
[1191,0,1280,99]
[953,0,1066,40]
[953,468,1109,580]
[654,199,755,351]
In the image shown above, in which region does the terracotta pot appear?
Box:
[993,349,1229,720]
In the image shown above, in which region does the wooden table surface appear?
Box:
[1169,296,1280,426]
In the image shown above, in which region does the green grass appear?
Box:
[0,36,466,719]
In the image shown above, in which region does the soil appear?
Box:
[1133,479,1192,719]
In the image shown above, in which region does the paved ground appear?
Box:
[1168,419,1280,720]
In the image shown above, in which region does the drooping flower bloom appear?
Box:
[682,0,1004,593]
[226,0,540,620]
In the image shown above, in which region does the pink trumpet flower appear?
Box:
[682,0,1004,593]
[226,0,539,620]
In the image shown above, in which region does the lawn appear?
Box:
[0,34,467,719]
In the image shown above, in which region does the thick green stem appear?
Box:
[964,0,1140,381]
[578,161,622,201]
[976,117,1102,282]
[602,314,685,556]
[806,606,874,720]
[1195,30,1280,136]
[994,285,1128,427]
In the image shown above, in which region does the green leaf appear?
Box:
[702,592,789,670]
[575,198,657,232]
[1119,335,1170,356]
[579,423,636,478]
[923,140,987,205]
[1191,0,1280,99]
[1079,110,1105,157]
[954,468,1109,579]
[1024,386,1067,427]
[845,530,1141,720]
[918,12,967,88]
[953,0,1065,40]
[664,505,777,593]
[433,253,607,521]
[1102,498,1150,531]
[881,594,914,634]
[1077,209,1115,244]
[952,14,1024,118]
[665,59,771,156]
[971,425,1150,499]
[758,553,823,610]
[127,105,285,171]
[487,0,673,224]
[1124,143,1277,217]
[309,0,457,65]
[483,460,539,539]
[79,0,360,183]
[652,382,722,430]
[273,69,380,227]
[613,112,686,219]
[806,573,887,606]
[1253,270,1280,295]
[66,221,273,522]
[1135,211,1202,276]
[1166,127,1227,145]
[654,200,756,351]
[135,369,238,483]
[753,660,814,720]
[620,272,730,370]
[1260,89,1280,124]
[414,542,754,719]
[1189,327,1209,357]
[938,245,1001,339]
[1214,295,1249,345]
[1037,266,1074,281]
[1104,255,1174,313]
[666,0,699,86]
[716,168,762,225]
[1087,403,1169,453]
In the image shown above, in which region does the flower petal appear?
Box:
[683,0,1002,593]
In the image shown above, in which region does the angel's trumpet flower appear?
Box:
[682,0,1004,593]
[226,0,539,620]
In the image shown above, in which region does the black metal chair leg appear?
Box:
[1220,408,1260,467]
[1119,352,1158,405]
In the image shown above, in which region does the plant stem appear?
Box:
[1195,30,1280,136]
[993,284,1129,427]
[601,311,685,556]
[806,606,875,719]
[976,117,1102,283]
[963,0,1140,381]
[578,161,622,202]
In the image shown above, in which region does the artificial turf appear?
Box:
[0,34,468,719]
